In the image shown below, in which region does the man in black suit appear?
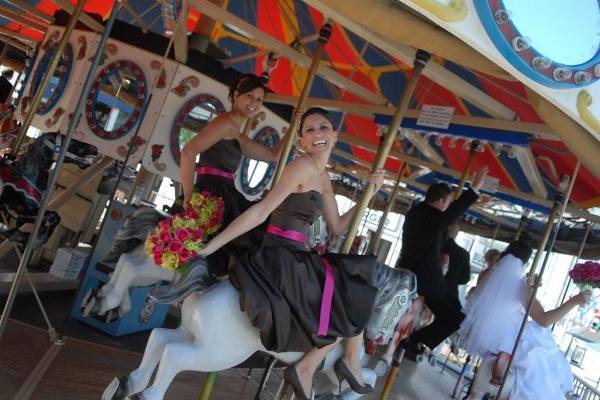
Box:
[396,168,487,356]
[442,224,471,301]
[0,69,14,103]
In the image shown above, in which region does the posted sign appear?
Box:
[416,105,455,129]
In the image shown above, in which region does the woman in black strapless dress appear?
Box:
[178,74,289,276]
[200,108,385,399]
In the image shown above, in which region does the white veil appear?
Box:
[459,254,527,356]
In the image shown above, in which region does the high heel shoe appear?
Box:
[334,358,373,394]
[283,365,312,400]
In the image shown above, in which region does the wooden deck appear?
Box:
[0,319,461,400]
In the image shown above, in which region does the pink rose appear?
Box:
[179,248,192,263]
[174,227,191,242]
[191,228,204,242]
[591,270,600,281]
[168,241,184,254]
[154,255,163,265]
[185,208,199,219]
[159,230,171,243]
[158,219,170,229]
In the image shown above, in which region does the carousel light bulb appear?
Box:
[512,36,531,52]
[492,143,503,156]
[449,137,457,149]
[531,56,551,71]
[435,135,444,146]
[574,71,592,85]
[476,142,486,153]
[553,68,572,81]
[507,145,517,159]
[494,9,511,25]
[462,139,472,151]
[595,64,600,78]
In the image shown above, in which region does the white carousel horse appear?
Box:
[81,207,175,319]
[102,259,417,400]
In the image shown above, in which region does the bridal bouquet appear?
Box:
[145,191,224,271]
[569,261,600,291]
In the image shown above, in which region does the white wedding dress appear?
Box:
[459,254,573,399]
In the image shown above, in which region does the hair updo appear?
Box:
[228,74,266,103]
[298,107,334,136]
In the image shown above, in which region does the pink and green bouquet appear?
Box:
[145,191,224,271]
[569,261,600,291]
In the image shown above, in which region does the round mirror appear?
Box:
[170,94,225,164]
[86,60,147,140]
[503,0,600,66]
[240,126,279,196]
[29,43,73,115]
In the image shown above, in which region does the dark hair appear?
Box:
[298,107,334,136]
[2,69,13,78]
[501,239,533,265]
[425,182,452,204]
[228,74,265,103]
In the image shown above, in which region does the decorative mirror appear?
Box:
[475,0,600,88]
[240,126,279,196]
[86,60,147,140]
[170,94,225,164]
[29,43,73,115]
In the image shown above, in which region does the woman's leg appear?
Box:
[342,333,366,386]
[294,339,341,395]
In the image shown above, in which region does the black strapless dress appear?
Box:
[193,139,260,276]
[230,191,379,352]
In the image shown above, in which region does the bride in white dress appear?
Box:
[459,240,590,400]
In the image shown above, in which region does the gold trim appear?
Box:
[577,90,600,133]
[409,0,468,22]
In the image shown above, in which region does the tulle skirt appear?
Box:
[230,234,379,352]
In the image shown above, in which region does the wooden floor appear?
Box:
[0,320,461,400]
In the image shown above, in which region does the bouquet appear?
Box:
[568,261,600,291]
[145,191,224,271]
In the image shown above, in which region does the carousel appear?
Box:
[0,0,599,399]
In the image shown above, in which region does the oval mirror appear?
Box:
[29,43,73,115]
[240,126,279,196]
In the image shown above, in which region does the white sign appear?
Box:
[416,105,455,129]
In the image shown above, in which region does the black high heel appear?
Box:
[333,358,373,394]
[283,365,312,400]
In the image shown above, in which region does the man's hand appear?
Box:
[471,167,489,192]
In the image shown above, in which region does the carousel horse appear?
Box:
[0,131,97,249]
[81,207,176,320]
[102,259,417,400]
[0,104,17,153]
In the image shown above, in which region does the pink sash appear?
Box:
[196,166,234,180]
[266,224,335,337]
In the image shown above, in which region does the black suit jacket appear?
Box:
[0,76,13,103]
[442,238,471,299]
[396,188,478,298]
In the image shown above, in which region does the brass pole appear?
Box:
[367,162,406,254]
[11,0,85,155]
[272,20,332,184]
[455,140,479,197]
[341,50,430,254]
[496,161,581,398]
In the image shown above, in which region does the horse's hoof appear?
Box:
[105,309,118,324]
[82,296,96,317]
[374,359,390,376]
[80,288,93,309]
[102,377,128,400]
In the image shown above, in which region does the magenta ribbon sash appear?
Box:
[196,166,234,180]
[266,224,306,243]
[266,223,335,337]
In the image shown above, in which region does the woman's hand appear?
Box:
[367,169,385,194]
[199,241,217,257]
[572,290,592,306]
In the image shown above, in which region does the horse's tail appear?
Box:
[372,263,417,309]
[148,258,218,305]
[103,206,168,264]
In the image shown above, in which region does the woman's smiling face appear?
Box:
[299,113,337,155]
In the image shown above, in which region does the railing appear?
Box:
[572,374,600,400]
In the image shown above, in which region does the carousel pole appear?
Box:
[455,140,479,197]
[496,161,581,399]
[513,209,529,240]
[341,50,430,254]
[271,20,332,184]
[554,221,593,312]
[367,163,406,254]
[0,0,122,343]
[11,0,85,155]
[490,223,500,248]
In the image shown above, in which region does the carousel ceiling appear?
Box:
[1,0,600,233]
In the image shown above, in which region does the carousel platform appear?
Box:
[0,317,463,400]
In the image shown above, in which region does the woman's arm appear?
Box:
[200,157,313,256]
[238,127,291,162]
[321,169,385,236]
[529,291,590,327]
[180,117,235,204]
